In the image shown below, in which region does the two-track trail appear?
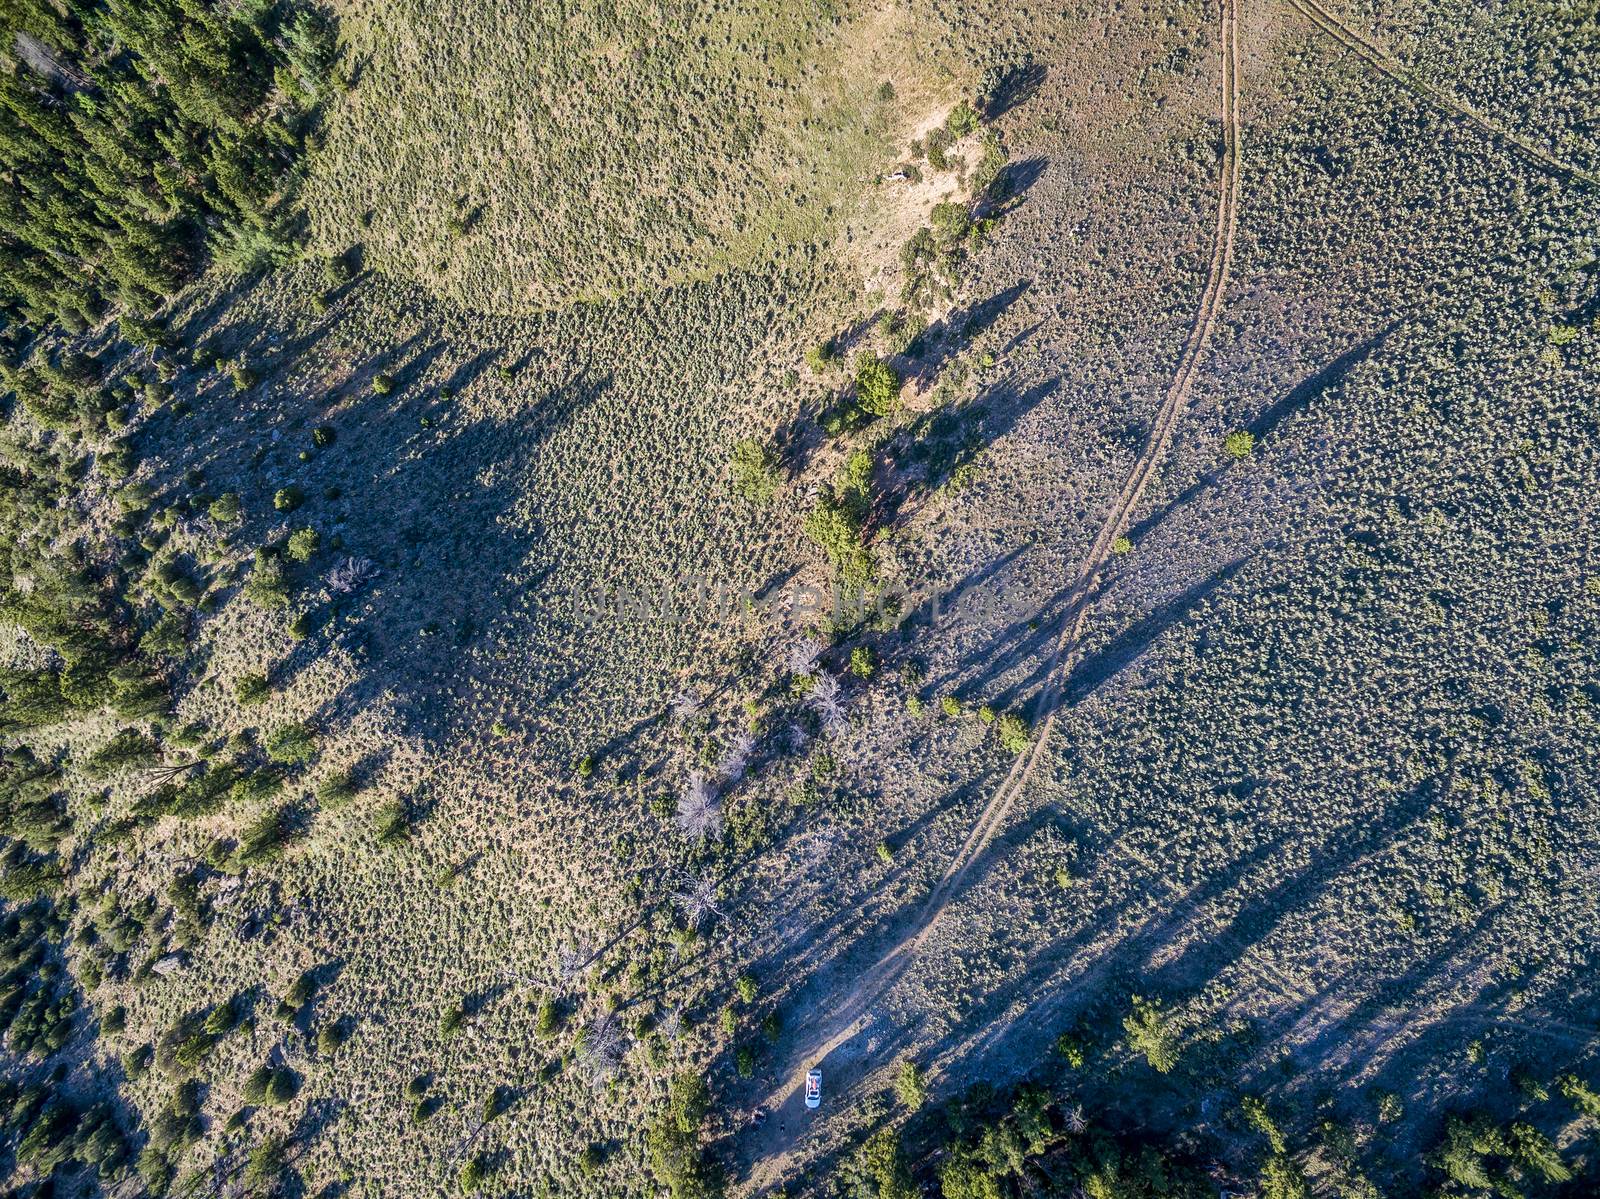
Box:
[1285,0,1599,187]
[739,0,1243,1190]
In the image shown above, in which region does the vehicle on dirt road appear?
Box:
[805,1069,821,1109]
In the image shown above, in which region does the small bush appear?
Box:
[894,1059,927,1111]
[1123,994,1179,1073]
[245,555,290,608]
[265,1067,300,1105]
[273,486,304,513]
[1055,1032,1086,1068]
[535,997,562,1039]
[316,770,358,807]
[460,1152,495,1193]
[375,799,412,845]
[730,438,779,504]
[1225,429,1256,458]
[996,712,1030,754]
[849,646,876,678]
[317,1021,350,1056]
[236,674,270,705]
[265,723,317,765]
[946,100,980,137]
[371,373,395,396]
[853,354,901,417]
[285,528,320,562]
[804,339,839,372]
[208,492,241,523]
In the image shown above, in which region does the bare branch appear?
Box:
[670,873,725,931]
[780,637,825,677]
[674,771,722,842]
[326,557,379,595]
[576,1013,627,1086]
[717,731,756,784]
[807,671,846,737]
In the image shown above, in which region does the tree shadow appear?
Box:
[1126,320,1399,546]
[1062,555,1253,706]
[982,60,1047,119]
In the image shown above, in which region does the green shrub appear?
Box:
[804,339,839,372]
[265,723,317,765]
[803,493,873,588]
[273,486,305,513]
[375,799,412,845]
[316,770,358,807]
[317,1021,350,1056]
[1242,1095,1287,1153]
[208,493,241,523]
[648,1073,716,1198]
[243,1135,287,1189]
[264,1068,300,1105]
[285,528,320,562]
[1375,1089,1404,1122]
[1055,1032,1086,1068]
[893,1059,927,1111]
[730,438,779,504]
[460,1152,494,1193]
[946,100,980,137]
[849,646,876,678]
[996,712,1030,754]
[1558,1074,1600,1117]
[85,728,161,777]
[236,805,299,865]
[371,373,395,396]
[99,448,136,480]
[439,1001,466,1038]
[854,354,901,417]
[312,425,336,448]
[242,1065,274,1104]
[235,674,270,705]
[1123,995,1179,1073]
[1260,1154,1309,1199]
[245,555,290,608]
[1225,429,1256,458]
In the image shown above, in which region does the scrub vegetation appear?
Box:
[0,0,1597,1196]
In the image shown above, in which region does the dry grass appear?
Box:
[305,0,960,313]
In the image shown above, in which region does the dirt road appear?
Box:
[737,0,1244,1189]
[1285,0,1599,187]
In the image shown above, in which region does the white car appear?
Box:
[804,1069,822,1109]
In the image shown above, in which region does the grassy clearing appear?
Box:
[306,0,958,312]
